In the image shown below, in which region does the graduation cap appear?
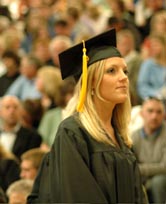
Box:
[59,28,122,112]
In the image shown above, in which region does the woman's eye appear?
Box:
[106,68,115,74]
[124,69,129,76]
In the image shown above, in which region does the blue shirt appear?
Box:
[137,59,166,100]
[5,75,41,100]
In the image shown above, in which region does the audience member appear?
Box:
[20,99,44,130]
[38,77,75,149]
[53,18,71,37]
[49,35,72,67]
[131,97,166,203]
[20,148,46,180]
[137,33,166,101]
[65,6,94,43]
[106,0,134,23]
[5,54,42,100]
[0,143,20,191]
[106,15,142,50]
[0,95,42,160]
[79,3,109,37]
[20,12,49,53]
[141,10,166,59]
[0,51,20,97]
[1,26,24,56]
[35,66,63,111]
[6,179,33,204]
[117,29,142,106]
[31,38,53,66]
[134,0,165,40]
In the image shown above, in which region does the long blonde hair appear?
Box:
[66,59,132,147]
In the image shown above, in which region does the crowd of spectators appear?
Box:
[0,0,166,203]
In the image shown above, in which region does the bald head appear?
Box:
[0,95,21,127]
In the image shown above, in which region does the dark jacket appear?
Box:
[0,73,19,97]
[12,126,42,160]
[0,158,20,191]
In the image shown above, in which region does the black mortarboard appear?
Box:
[58,28,122,112]
[59,28,121,80]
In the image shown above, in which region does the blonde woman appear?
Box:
[35,66,63,110]
[28,29,145,203]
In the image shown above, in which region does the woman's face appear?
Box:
[94,57,129,104]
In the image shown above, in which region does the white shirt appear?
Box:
[0,124,20,152]
[0,131,16,151]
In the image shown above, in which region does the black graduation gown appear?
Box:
[28,115,144,204]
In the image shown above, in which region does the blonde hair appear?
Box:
[37,66,63,103]
[21,148,46,170]
[150,10,166,34]
[66,59,132,147]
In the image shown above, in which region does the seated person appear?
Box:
[131,97,166,204]
[6,179,33,204]
[20,148,47,181]
[0,95,42,160]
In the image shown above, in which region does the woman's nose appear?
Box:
[119,70,128,81]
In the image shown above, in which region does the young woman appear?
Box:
[28,28,145,203]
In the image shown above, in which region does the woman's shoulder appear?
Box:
[58,115,83,134]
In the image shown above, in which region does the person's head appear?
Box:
[117,29,135,57]
[148,33,166,61]
[0,95,21,128]
[36,66,63,106]
[6,179,33,204]
[20,54,42,79]
[141,97,165,134]
[32,38,51,64]
[150,10,166,35]
[144,0,164,12]
[2,28,23,53]
[20,148,46,180]
[107,16,125,32]
[20,99,43,129]
[54,18,71,37]
[57,77,76,108]
[49,35,72,67]
[66,6,81,27]
[2,50,20,76]
[59,28,132,147]
[107,0,125,18]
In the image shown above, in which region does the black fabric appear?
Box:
[28,116,144,203]
[0,73,19,97]
[12,126,42,160]
[0,159,20,191]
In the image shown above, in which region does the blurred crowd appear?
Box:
[0,0,166,203]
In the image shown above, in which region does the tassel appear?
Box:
[76,40,88,112]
